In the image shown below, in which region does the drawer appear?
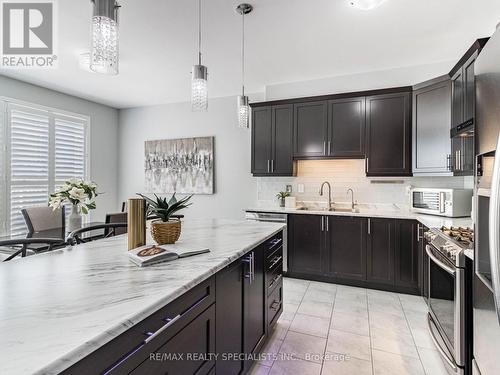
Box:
[266,245,283,271]
[61,277,215,375]
[130,304,216,375]
[267,261,283,295]
[268,280,283,327]
[263,232,283,256]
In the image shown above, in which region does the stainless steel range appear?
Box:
[424,226,473,375]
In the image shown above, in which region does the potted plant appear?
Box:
[48,179,98,232]
[137,193,192,245]
[276,191,290,208]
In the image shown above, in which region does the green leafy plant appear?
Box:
[276,191,290,200]
[137,193,192,222]
[49,179,98,215]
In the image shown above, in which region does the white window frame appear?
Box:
[0,97,91,235]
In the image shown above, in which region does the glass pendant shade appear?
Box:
[191,64,208,111]
[237,95,250,128]
[90,0,119,75]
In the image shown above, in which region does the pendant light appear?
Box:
[90,0,120,75]
[191,0,208,111]
[236,3,253,129]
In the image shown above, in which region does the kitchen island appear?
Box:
[0,219,285,375]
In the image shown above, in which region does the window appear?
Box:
[0,100,89,236]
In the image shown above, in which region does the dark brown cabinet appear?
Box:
[293,101,328,158]
[216,260,244,375]
[365,91,412,176]
[395,220,420,290]
[451,68,465,130]
[328,97,366,158]
[451,51,479,130]
[328,216,367,281]
[367,218,395,285]
[251,104,294,176]
[288,214,326,276]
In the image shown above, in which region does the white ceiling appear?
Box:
[1,0,500,108]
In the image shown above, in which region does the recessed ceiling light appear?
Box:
[349,0,387,10]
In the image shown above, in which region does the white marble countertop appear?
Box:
[0,219,285,375]
[245,205,473,229]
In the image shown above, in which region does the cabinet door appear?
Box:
[130,305,216,375]
[327,216,367,281]
[272,104,294,175]
[293,101,328,158]
[251,106,273,175]
[412,79,452,174]
[367,218,395,285]
[420,225,429,302]
[216,260,244,375]
[328,97,366,158]
[451,69,464,129]
[366,92,412,176]
[243,246,266,370]
[394,220,419,290]
[464,52,478,123]
[288,214,325,276]
[452,133,474,176]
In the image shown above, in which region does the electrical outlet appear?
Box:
[286,185,292,193]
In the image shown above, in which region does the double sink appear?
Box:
[296,206,360,213]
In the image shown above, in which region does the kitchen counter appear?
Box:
[245,205,473,229]
[0,219,285,375]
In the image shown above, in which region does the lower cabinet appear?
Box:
[288,214,421,294]
[288,214,326,276]
[367,218,395,285]
[328,216,367,281]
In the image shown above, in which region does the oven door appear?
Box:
[426,245,465,371]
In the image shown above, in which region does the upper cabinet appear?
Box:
[251,104,294,176]
[365,91,412,176]
[412,77,452,175]
[293,101,329,158]
[328,97,366,158]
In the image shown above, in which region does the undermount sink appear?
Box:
[296,206,359,213]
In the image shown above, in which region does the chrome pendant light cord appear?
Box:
[198,0,202,65]
[241,10,245,96]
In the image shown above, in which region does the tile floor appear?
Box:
[249,277,449,375]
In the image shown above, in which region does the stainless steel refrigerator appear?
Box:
[473,23,500,375]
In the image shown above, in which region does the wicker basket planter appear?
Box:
[150,219,181,245]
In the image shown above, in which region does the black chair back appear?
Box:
[105,212,128,236]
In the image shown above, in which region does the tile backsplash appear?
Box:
[256,160,472,208]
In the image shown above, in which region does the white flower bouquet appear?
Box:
[49,179,98,214]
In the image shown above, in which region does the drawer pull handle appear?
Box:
[269,273,282,289]
[144,314,181,344]
[270,300,280,311]
[269,256,283,269]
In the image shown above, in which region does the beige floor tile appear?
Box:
[417,347,450,375]
[372,349,425,375]
[303,289,336,304]
[269,357,322,375]
[289,313,331,338]
[371,329,420,359]
[297,300,334,318]
[404,309,429,331]
[269,317,291,342]
[369,310,411,336]
[327,329,371,361]
[249,362,271,375]
[279,331,327,363]
[331,311,370,337]
[411,327,435,350]
[283,301,300,314]
[284,290,306,304]
[322,353,372,375]
[258,336,284,367]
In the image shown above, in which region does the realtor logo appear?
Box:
[1,0,57,68]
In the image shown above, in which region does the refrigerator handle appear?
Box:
[489,133,500,324]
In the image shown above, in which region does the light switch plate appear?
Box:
[297,184,305,193]
[286,185,292,193]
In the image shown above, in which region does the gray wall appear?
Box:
[118,96,259,220]
[0,75,119,221]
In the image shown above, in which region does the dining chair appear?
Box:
[21,206,65,235]
[105,212,128,236]
[66,223,128,245]
[1,238,67,262]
